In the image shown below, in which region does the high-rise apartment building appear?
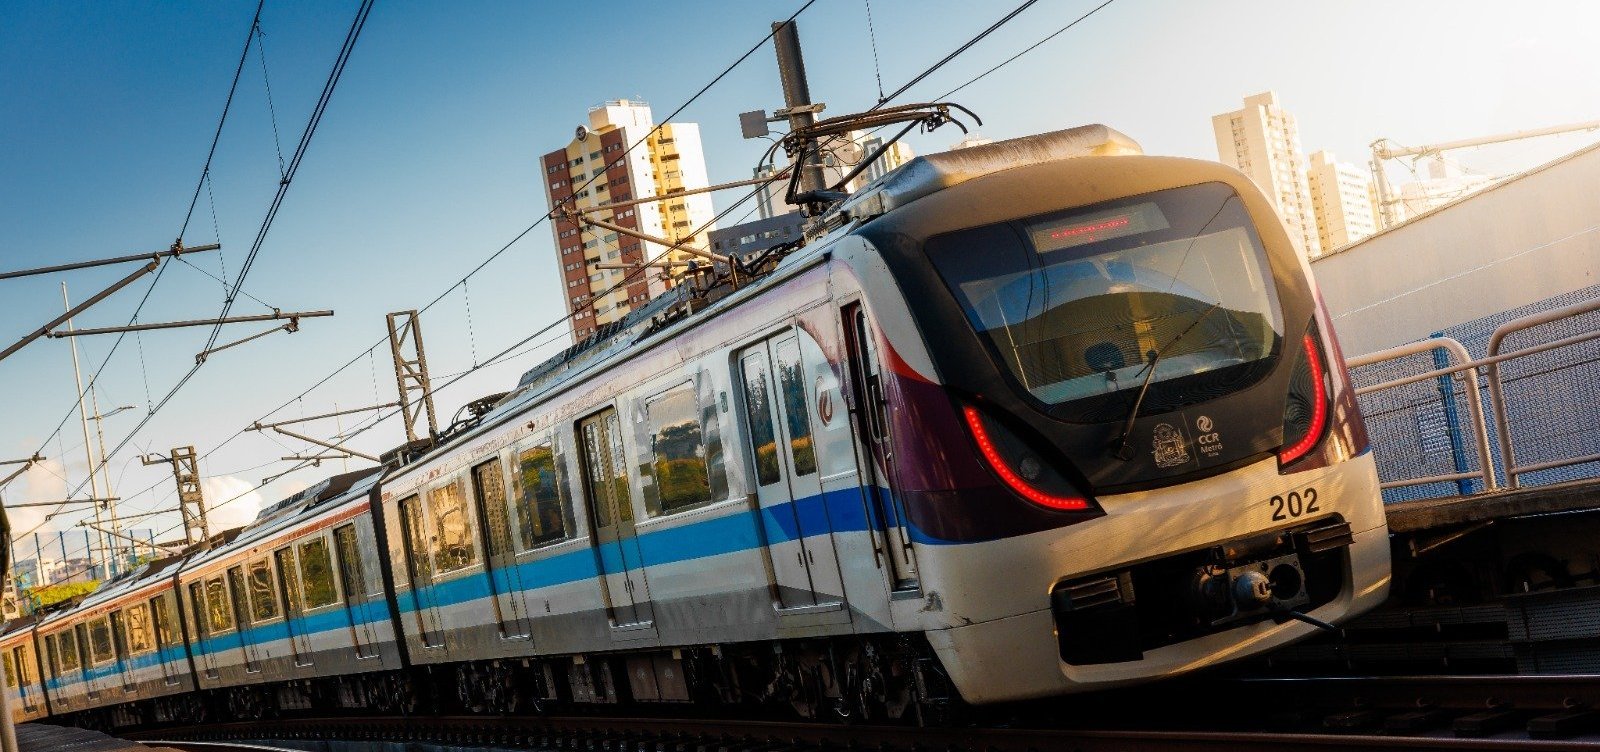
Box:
[1307,150,1381,251]
[1212,92,1322,259]
[541,100,716,341]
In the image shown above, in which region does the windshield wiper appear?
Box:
[1112,301,1222,460]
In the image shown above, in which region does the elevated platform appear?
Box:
[1384,477,1600,534]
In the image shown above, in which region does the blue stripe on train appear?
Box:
[53,483,931,676]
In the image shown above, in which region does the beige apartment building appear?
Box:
[541,100,716,341]
[1212,91,1322,259]
[1307,150,1381,251]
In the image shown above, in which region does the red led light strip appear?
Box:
[962,406,1089,511]
[1279,333,1328,464]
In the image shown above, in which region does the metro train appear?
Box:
[0,124,1390,728]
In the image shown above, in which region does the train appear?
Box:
[0,124,1390,728]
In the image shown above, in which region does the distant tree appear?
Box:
[28,580,100,609]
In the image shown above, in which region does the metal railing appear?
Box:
[1347,296,1600,496]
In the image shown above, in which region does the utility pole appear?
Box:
[62,283,111,579]
[142,447,209,546]
[771,19,829,213]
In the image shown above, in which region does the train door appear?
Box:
[841,303,919,589]
[79,622,105,699]
[398,494,445,647]
[738,334,848,608]
[471,458,530,639]
[108,610,134,691]
[11,645,37,713]
[578,408,655,628]
[149,595,181,686]
[187,583,218,678]
[333,524,378,658]
[274,548,314,666]
[225,566,258,672]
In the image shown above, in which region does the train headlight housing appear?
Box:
[962,404,1091,511]
[1279,325,1331,469]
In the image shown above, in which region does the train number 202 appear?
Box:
[1269,487,1320,521]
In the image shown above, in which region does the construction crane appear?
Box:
[1370,119,1600,228]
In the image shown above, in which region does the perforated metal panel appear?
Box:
[1348,285,1600,502]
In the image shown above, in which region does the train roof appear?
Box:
[833,123,1141,223]
[184,466,384,571]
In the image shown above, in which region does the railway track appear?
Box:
[119,675,1600,751]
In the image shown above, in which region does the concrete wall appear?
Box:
[1311,141,1600,356]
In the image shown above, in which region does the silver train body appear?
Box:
[5,125,1389,726]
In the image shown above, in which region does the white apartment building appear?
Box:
[541,100,717,340]
[1307,150,1381,251]
[1212,91,1322,259]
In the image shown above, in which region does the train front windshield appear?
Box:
[926,182,1284,423]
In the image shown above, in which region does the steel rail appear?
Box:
[132,714,1588,751]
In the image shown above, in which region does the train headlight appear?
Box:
[961,404,1091,511]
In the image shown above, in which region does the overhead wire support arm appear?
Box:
[572,171,791,216]
[0,456,42,489]
[6,497,118,509]
[0,260,158,364]
[77,521,184,555]
[252,402,398,431]
[562,210,732,265]
[254,424,378,463]
[0,243,219,282]
[45,309,333,338]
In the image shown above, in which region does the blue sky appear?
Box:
[4,0,1600,546]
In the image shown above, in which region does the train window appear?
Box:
[56,630,79,673]
[150,595,175,646]
[12,646,29,686]
[580,410,635,527]
[641,384,714,515]
[430,479,478,572]
[74,624,91,668]
[125,603,154,653]
[333,524,366,602]
[298,536,339,609]
[740,353,781,485]
[699,372,729,501]
[227,569,251,633]
[247,558,280,621]
[110,611,129,659]
[275,548,303,615]
[204,576,233,633]
[87,617,114,665]
[924,183,1283,421]
[398,495,433,582]
[188,582,208,638]
[3,650,15,687]
[473,459,514,561]
[774,338,818,476]
[512,435,571,549]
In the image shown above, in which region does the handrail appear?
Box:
[1486,296,1600,488]
[1347,337,1497,491]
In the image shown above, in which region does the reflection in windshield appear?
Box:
[929,183,1283,420]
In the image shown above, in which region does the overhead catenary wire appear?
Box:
[871,0,1042,108]
[24,3,824,574]
[176,0,822,475]
[3,0,269,531]
[25,0,376,539]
